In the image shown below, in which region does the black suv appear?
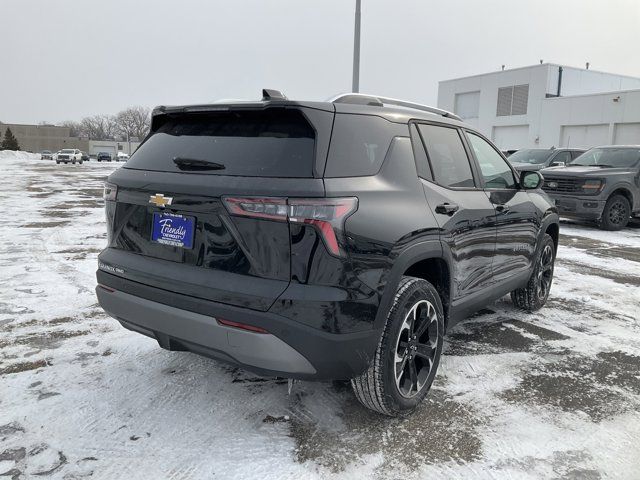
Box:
[96,91,559,416]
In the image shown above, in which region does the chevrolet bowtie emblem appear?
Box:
[149,193,173,208]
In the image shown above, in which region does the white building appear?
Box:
[437,63,640,150]
[88,140,141,157]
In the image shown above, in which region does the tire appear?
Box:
[351,276,445,417]
[599,194,630,231]
[56,161,60,164]
[511,233,555,312]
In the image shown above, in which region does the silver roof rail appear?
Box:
[328,93,462,121]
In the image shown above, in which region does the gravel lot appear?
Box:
[1,152,639,479]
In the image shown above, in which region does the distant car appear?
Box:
[116,152,130,161]
[40,150,53,160]
[97,152,113,162]
[81,151,90,162]
[55,149,83,164]
[508,148,585,172]
[541,146,640,230]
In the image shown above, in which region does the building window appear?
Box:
[497,84,529,116]
[454,91,480,119]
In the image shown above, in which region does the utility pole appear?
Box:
[352,0,361,93]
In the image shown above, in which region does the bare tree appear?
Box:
[102,115,118,140]
[80,115,117,140]
[58,107,150,141]
[60,120,82,137]
[114,106,151,141]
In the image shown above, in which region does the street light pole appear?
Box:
[352,0,361,93]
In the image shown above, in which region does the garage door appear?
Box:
[90,145,116,156]
[560,124,609,149]
[492,125,529,149]
[614,123,640,145]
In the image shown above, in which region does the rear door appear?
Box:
[463,130,539,282]
[101,106,333,311]
[413,122,497,300]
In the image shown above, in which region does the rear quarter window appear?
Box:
[324,114,404,177]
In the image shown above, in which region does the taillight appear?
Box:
[288,198,358,256]
[223,196,358,256]
[223,197,287,221]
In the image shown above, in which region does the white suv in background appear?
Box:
[55,149,83,164]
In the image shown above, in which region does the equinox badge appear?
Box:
[149,193,173,208]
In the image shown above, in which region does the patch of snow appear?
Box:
[1,152,639,479]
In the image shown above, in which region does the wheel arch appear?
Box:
[374,240,450,330]
[545,221,559,253]
[538,209,560,253]
[403,258,451,325]
[608,187,634,209]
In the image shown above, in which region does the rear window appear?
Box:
[125,109,316,177]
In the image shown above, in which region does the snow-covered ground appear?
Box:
[1,151,639,479]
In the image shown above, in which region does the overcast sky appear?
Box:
[2,0,639,124]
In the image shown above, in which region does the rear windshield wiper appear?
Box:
[173,157,226,171]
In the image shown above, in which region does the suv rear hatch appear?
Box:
[100,103,334,311]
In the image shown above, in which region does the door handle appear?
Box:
[496,204,510,213]
[435,203,459,216]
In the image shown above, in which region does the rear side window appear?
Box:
[124,109,315,177]
[325,114,396,177]
[418,124,475,188]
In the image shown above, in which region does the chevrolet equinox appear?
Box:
[96,90,559,416]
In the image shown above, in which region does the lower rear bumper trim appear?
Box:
[96,286,316,376]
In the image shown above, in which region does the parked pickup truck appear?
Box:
[508,148,585,172]
[540,146,640,230]
[55,149,83,164]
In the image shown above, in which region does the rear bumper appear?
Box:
[97,286,317,376]
[95,272,381,380]
[545,193,605,220]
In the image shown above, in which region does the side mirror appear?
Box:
[521,171,543,189]
[550,161,563,167]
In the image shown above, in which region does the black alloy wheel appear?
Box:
[394,299,439,398]
[536,243,554,301]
